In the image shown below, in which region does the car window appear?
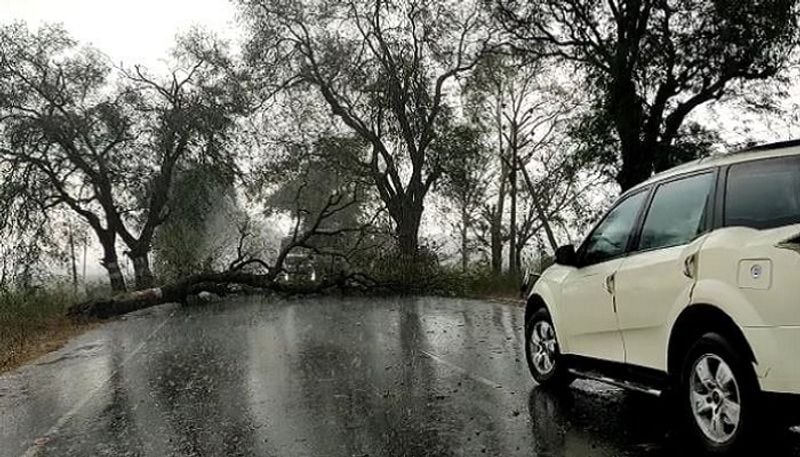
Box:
[725,157,800,230]
[581,191,646,265]
[638,173,713,251]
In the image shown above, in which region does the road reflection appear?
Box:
[528,386,670,456]
[527,384,800,456]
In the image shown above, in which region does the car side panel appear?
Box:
[665,224,800,392]
[665,286,769,381]
[741,326,800,394]
[691,225,800,327]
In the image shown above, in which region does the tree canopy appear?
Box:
[0,23,248,291]
[240,0,495,254]
[495,0,800,190]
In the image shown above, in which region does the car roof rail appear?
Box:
[738,139,800,153]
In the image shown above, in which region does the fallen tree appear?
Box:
[66,270,375,319]
[68,187,381,319]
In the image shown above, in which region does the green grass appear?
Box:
[0,286,90,372]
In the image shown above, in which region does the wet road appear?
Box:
[1,296,798,457]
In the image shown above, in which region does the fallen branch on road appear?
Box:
[66,271,378,319]
[68,185,386,319]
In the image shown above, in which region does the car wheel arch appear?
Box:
[525,294,548,325]
[526,280,573,352]
[667,304,758,382]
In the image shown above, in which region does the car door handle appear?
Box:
[604,273,616,294]
[683,253,697,279]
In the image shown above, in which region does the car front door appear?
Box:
[614,172,715,371]
[559,190,648,363]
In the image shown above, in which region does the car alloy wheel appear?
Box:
[525,308,573,388]
[679,332,761,455]
[689,353,742,444]
[529,320,557,376]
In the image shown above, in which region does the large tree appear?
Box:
[0,24,134,291]
[240,0,494,255]
[495,0,800,190]
[0,24,246,291]
[462,54,512,274]
[464,54,577,274]
[438,124,491,271]
[115,31,248,289]
[151,164,239,282]
[0,167,68,290]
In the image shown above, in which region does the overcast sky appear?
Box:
[0,0,238,67]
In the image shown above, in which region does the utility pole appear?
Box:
[69,226,78,295]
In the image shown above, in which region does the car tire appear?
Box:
[525,308,573,389]
[678,332,759,455]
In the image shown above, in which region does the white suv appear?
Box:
[525,141,800,454]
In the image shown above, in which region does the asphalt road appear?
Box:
[1,296,798,457]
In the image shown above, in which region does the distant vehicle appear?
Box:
[281,252,316,283]
[525,140,800,454]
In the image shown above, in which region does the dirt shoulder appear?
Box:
[0,318,97,375]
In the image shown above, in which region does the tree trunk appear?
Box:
[491,91,506,275]
[67,270,373,319]
[617,143,653,191]
[460,203,469,272]
[131,254,155,290]
[392,201,423,258]
[532,194,559,253]
[612,77,651,191]
[68,228,78,295]
[508,162,517,276]
[519,156,560,254]
[490,162,507,275]
[508,126,518,277]
[490,204,503,274]
[104,260,126,293]
[82,240,87,282]
[98,232,126,293]
[539,214,559,254]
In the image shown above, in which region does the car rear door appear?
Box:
[613,171,716,371]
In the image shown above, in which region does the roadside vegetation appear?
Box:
[2,0,800,364]
[441,269,524,301]
[0,287,95,372]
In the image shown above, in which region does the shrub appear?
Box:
[0,285,81,370]
[359,244,523,299]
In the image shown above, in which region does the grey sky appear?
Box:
[0,0,237,67]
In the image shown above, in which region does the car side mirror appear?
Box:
[554,244,577,267]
